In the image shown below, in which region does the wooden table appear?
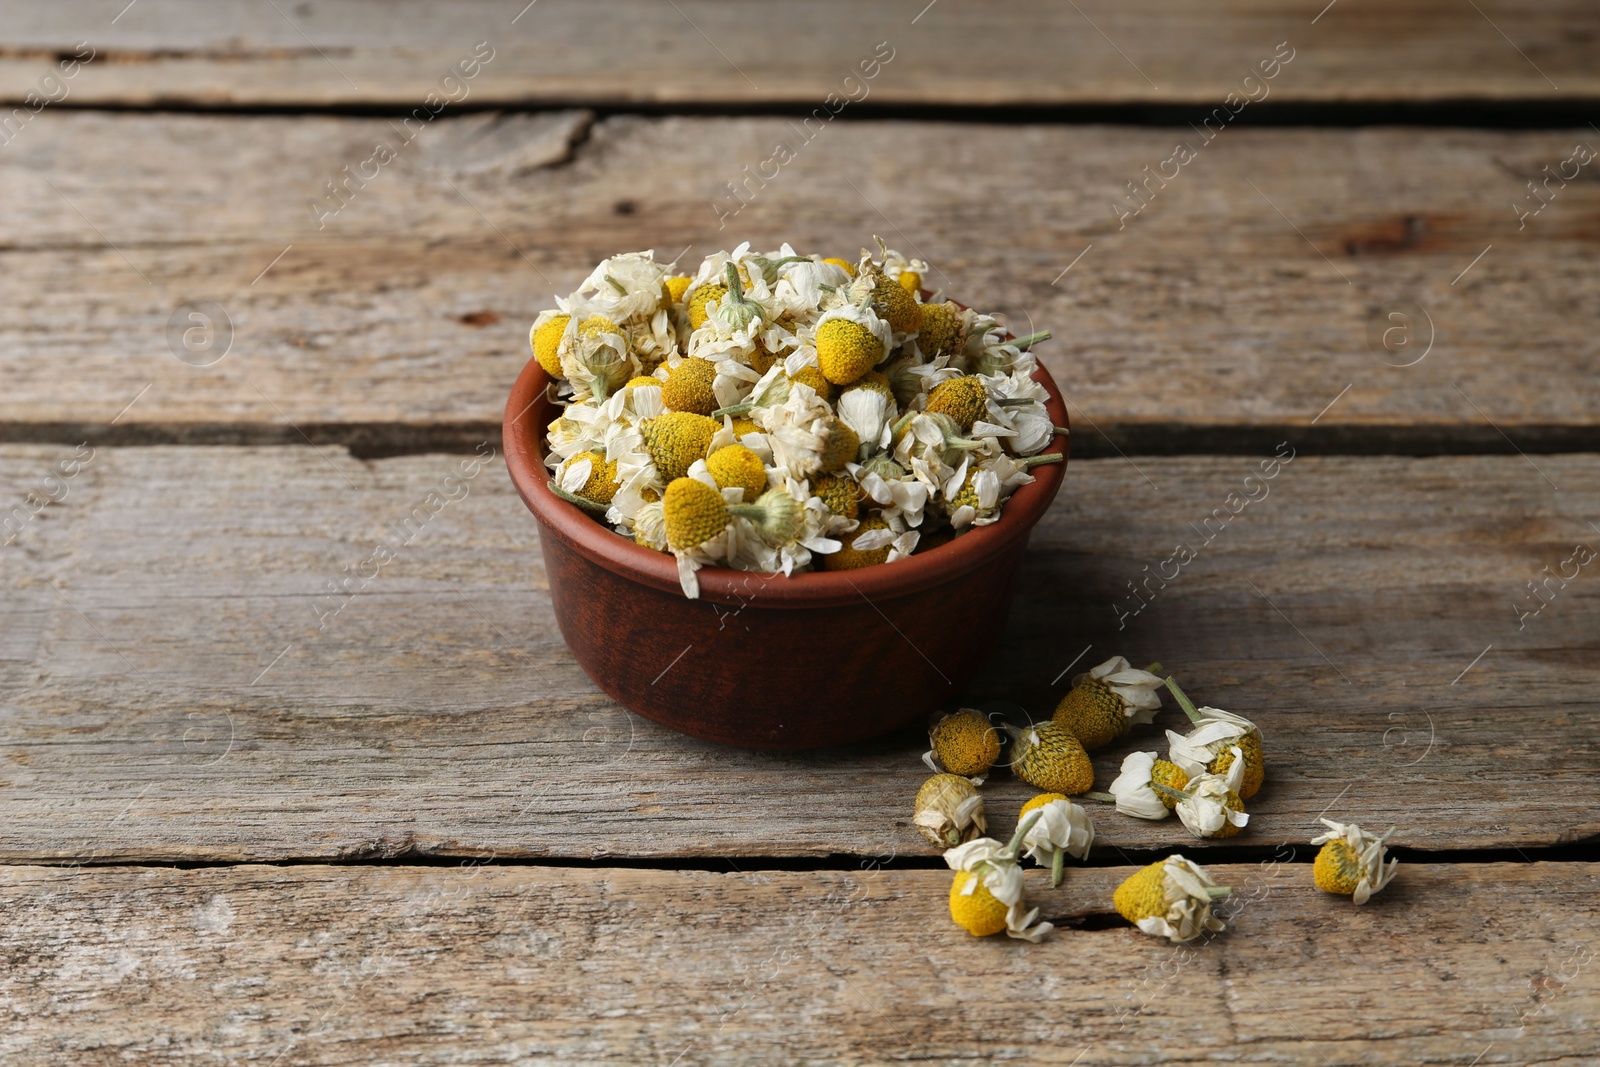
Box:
[3,2,1598,1063]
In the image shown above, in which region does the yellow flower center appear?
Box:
[930,709,1001,776]
[665,275,693,303]
[820,517,891,570]
[898,270,922,294]
[949,870,1009,937]
[1114,861,1169,924]
[705,443,767,502]
[1052,677,1128,751]
[873,276,921,334]
[1012,723,1093,795]
[568,450,621,506]
[925,376,988,433]
[661,357,719,416]
[662,477,730,550]
[532,314,570,377]
[1209,734,1265,800]
[1314,840,1363,895]
[811,473,861,521]
[816,318,885,386]
[789,365,835,400]
[687,284,726,330]
[916,301,963,359]
[641,412,717,482]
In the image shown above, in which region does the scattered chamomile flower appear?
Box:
[1311,819,1400,904]
[1156,753,1250,840]
[1005,721,1094,796]
[924,708,1002,779]
[1113,854,1232,943]
[914,773,987,849]
[1163,677,1267,800]
[1018,793,1094,887]
[945,810,1053,941]
[1089,751,1189,821]
[1052,656,1166,751]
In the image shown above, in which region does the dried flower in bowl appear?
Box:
[530,241,1064,598]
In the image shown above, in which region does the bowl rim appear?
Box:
[503,353,1070,609]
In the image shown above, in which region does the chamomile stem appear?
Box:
[1010,330,1052,350]
[1082,791,1118,804]
[1022,453,1065,468]
[1051,848,1065,888]
[712,403,754,418]
[1006,809,1044,855]
[1165,675,1205,725]
[604,273,627,295]
[547,481,608,514]
[1054,426,1071,436]
[726,504,765,522]
[1144,662,1163,674]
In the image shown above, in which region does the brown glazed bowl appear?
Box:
[503,357,1069,750]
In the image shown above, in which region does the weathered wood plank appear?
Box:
[2,113,1598,444]
[3,0,1597,108]
[2,445,1596,860]
[0,860,1593,1065]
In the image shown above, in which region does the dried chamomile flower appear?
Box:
[914,773,987,849]
[915,301,966,360]
[558,314,638,401]
[1163,677,1266,800]
[705,443,768,502]
[1311,819,1399,904]
[945,810,1053,941]
[661,357,719,416]
[641,411,718,482]
[1052,655,1165,751]
[898,269,922,294]
[923,708,1002,779]
[1114,854,1231,943]
[1156,753,1249,840]
[810,472,861,521]
[531,311,571,377]
[665,275,693,303]
[1018,793,1094,887]
[556,451,621,508]
[1005,721,1093,795]
[815,303,890,385]
[820,517,893,571]
[925,375,989,432]
[1089,751,1189,821]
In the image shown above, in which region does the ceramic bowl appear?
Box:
[503,356,1069,749]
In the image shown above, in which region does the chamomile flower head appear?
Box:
[898,269,922,294]
[631,499,668,550]
[836,383,894,453]
[1163,755,1250,840]
[822,256,856,277]
[734,487,806,544]
[924,708,1002,779]
[1106,751,1188,821]
[851,263,921,336]
[820,516,893,570]
[916,301,966,359]
[1052,656,1165,751]
[661,357,720,416]
[641,412,718,482]
[687,284,727,330]
[1163,677,1266,800]
[705,443,767,502]
[944,811,1054,942]
[569,251,672,323]
[914,773,987,849]
[558,451,621,507]
[789,365,835,401]
[925,376,989,432]
[1311,819,1399,904]
[1114,855,1231,942]
[1018,794,1094,886]
[531,311,571,377]
[1005,721,1093,795]
[558,314,639,401]
[810,472,862,521]
[665,275,693,304]
[815,303,890,385]
[662,477,729,551]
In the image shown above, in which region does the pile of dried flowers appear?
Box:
[531,241,1063,597]
[914,656,1399,942]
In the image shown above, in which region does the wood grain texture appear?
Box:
[3,445,1596,862]
[1,860,1595,1065]
[3,0,1598,108]
[2,112,1599,446]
